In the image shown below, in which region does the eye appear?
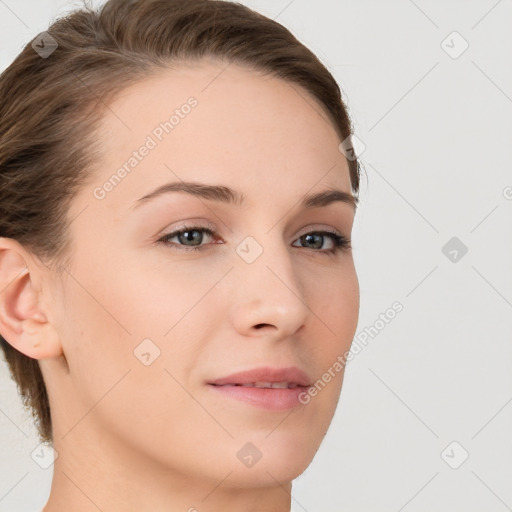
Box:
[156,225,351,254]
[157,225,217,252]
[292,231,351,254]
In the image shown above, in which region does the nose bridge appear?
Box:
[229,230,310,337]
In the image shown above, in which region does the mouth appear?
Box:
[207,366,312,411]
[212,381,303,389]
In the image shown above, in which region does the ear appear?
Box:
[0,237,62,359]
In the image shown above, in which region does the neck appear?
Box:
[42,420,293,512]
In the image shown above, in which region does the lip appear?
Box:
[208,366,312,387]
[207,366,312,411]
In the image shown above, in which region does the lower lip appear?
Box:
[208,384,309,410]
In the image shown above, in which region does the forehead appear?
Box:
[87,58,351,211]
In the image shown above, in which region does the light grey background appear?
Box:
[1,1,511,511]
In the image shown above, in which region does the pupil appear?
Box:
[182,230,201,246]
[304,234,321,249]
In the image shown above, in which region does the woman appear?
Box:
[0,0,361,510]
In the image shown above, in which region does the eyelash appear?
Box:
[156,225,351,255]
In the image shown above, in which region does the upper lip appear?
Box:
[208,366,312,387]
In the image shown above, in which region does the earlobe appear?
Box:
[0,238,63,360]
[19,316,63,359]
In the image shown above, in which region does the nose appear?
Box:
[228,236,311,341]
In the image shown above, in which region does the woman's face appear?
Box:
[42,57,359,487]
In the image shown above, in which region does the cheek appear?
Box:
[56,252,216,402]
[305,260,360,345]
[100,252,228,339]
[305,263,359,404]
[55,262,209,451]
[55,272,133,408]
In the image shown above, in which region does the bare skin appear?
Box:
[0,57,359,512]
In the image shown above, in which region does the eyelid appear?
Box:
[158,221,345,242]
[156,219,218,239]
[294,223,344,239]
[156,221,351,256]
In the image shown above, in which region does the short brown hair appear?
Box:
[0,0,361,445]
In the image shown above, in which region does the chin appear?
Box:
[226,457,314,489]
[223,430,322,488]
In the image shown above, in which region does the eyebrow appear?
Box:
[133,180,358,211]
